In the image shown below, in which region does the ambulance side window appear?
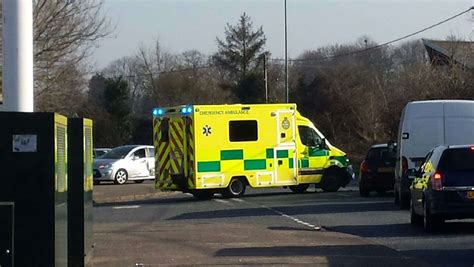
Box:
[298,126,321,147]
[229,120,258,142]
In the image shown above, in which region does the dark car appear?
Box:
[410,145,474,232]
[359,143,396,197]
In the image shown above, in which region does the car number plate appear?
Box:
[467,191,474,199]
[378,167,394,173]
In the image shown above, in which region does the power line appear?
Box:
[270,6,474,63]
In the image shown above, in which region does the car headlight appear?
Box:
[99,164,113,170]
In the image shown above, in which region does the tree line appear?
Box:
[0,4,472,163]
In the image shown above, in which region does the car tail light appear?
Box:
[431,171,443,191]
[470,146,474,152]
[402,156,408,175]
[360,160,369,172]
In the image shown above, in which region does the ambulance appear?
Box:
[152,104,353,199]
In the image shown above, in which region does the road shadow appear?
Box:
[402,248,474,267]
[327,221,474,238]
[93,194,196,207]
[168,201,395,220]
[267,226,317,232]
[214,244,427,266]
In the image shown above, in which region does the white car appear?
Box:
[93,145,155,185]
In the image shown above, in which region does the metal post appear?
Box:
[284,0,289,103]
[263,54,268,103]
[2,0,34,112]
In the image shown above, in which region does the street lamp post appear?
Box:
[284,0,289,103]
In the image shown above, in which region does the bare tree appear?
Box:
[33,0,111,93]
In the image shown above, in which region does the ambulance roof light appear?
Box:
[181,106,193,114]
[153,108,164,116]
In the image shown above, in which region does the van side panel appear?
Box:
[402,102,444,169]
[444,102,474,146]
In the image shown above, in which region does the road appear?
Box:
[93,182,474,266]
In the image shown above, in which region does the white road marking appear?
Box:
[113,205,140,209]
[263,205,322,231]
[231,198,245,202]
[213,199,230,204]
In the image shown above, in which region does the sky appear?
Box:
[91,0,474,69]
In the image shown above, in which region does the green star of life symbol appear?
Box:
[203,125,212,136]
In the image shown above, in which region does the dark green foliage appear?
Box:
[213,13,268,103]
[234,72,265,104]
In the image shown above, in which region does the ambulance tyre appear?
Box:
[289,184,310,193]
[191,190,214,200]
[222,177,246,198]
[321,170,341,192]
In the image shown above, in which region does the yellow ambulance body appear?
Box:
[152,104,353,199]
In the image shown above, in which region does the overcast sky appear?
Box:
[91,0,474,69]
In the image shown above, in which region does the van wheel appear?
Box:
[399,189,410,210]
[321,171,340,192]
[222,178,246,198]
[289,184,310,194]
[191,190,214,200]
[359,185,370,197]
[394,185,400,204]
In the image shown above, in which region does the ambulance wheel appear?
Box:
[191,190,214,200]
[114,169,128,185]
[222,178,246,198]
[321,171,341,192]
[289,184,310,194]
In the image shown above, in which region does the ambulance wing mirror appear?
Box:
[316,138,328,150]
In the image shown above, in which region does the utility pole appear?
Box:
[263,54,268,103]
[284,0,289,103]
[2,0,34,112]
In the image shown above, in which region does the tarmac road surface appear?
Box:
[92,182,474,266]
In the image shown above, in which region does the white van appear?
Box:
[395,100,474,208]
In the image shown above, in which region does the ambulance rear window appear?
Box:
[229,120,258,142]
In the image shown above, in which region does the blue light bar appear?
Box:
[186,107,192,113]
[181,107,187,114]
[152,108,164,116]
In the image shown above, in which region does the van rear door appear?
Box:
[403,103,444,168]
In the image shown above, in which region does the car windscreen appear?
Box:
[439,148,474,171]
[100,146,134,159]
[367,147,396,166]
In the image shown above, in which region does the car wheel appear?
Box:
[222,178,246,198]
[321,172,340,192]
[114,169,128,185]
[289,184,310,194]
[191,190,214,200]
[423,200,442,232]
[134,180,145,184]
[359,185,370,197]
[410,198,423,226]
